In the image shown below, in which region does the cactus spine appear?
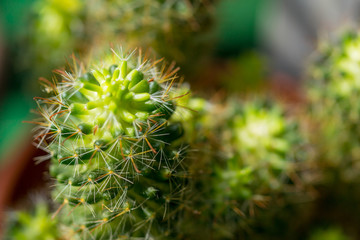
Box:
[33,49,189,239]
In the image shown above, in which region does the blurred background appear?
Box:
[1,0,360,238]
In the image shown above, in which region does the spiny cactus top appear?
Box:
[33,49,189,239]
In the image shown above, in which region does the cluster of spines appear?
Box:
[32,49,190,239]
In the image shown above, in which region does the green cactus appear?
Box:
[308,30,360,182]
[297,29,360,240]
[5,203,59,240]
[215,99,303,210]
[33,48,191,239]
[179,97,306,239]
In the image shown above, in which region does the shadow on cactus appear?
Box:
[32,48,193,239]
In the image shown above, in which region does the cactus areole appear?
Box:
[33,49,188,239]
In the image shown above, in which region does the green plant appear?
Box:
[179,97,307,239]
[5,203,58,240]
[33,48,192,239]
[214,98,303,212]
[308,30,360,182]
[293,29,360,240]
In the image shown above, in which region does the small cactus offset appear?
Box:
[33,48,190,239]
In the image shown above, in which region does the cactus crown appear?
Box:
[33,48,189,239]
[57,49,175,137]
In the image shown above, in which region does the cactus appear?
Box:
[214,99,303,211]
[307,30,360,182]
[32,48,191,239]
[178,97,306,239]
[5,203,59,240]
[298,29,360,240]
[212,98,304,238]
